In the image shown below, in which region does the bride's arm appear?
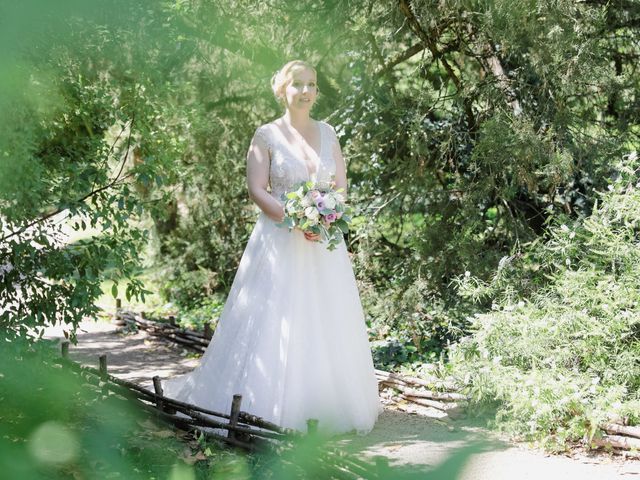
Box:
[246,131,285,222]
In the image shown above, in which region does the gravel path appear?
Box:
[44,318,639,479]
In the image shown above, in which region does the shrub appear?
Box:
[450,153,640,448]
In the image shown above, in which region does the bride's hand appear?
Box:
[292,224,320,242]
[303,231,321,242]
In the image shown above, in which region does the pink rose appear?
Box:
[325,213,337,223]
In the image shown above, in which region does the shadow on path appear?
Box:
[45,319,198,390]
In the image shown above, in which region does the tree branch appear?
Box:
[397,0,477,131]
[1,115,136,244]
[375,42,428,77]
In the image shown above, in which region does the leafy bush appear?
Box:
[176,296,225,332]
[450,153,640,448]
[0,338,209,479]
[157,265,222,312]
[0,3,184,342]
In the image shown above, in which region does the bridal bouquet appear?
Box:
[275,180,352,251]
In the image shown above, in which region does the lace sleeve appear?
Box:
[252,125,273,153]
[325,122,344,164]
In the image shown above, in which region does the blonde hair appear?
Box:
[270,60,319,106]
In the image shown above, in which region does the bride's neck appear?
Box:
[282,109,312,130]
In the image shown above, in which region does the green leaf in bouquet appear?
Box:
[326,237,339,251]
[275,217,296,230]
[335,219,350,234]
[340,214,352,223]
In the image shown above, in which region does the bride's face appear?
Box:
[283,68,318,111]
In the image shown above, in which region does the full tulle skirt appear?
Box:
[163,211,382,436]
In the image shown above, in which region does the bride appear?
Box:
[163,60,382,436]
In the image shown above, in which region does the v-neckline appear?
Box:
[277,119,323,181]
[305,121,323,180]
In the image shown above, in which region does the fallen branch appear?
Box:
[375,368,458,391]
[601,423,640,440]
[378,378,468,402]
[592,434,640,451]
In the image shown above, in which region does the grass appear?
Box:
[96,264,167,316]
[56,209,170,317]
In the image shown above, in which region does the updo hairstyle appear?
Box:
[270,60,319,106]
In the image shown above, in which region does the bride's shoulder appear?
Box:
[318,120,338,137]
[251,122,277,150]
[255,121,274,132]
[254,120,281,137]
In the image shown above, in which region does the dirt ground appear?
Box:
[44,318,639,479]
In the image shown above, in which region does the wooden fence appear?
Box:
[108,301,640,458]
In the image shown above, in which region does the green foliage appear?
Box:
[158,265,223,312]
[0,2,185,340]
[450,154,640,448]
[344,0,637,355]
[0,338,206,479]
[176,296,225,332]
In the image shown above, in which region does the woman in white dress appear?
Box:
[163,60,382,436]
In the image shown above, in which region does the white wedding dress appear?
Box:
[163,120,382,436]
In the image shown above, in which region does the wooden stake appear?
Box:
[99,354,108,379]
[204,322,212,340]
[228,394,243,440]
[152,376,164,412]
[306,418,318,435]
[374,455,389,473]
[169,315,176,327]
[61,341,69,358]
[112,298,125,326]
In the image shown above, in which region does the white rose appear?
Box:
[286,201,298,215]
[323,195,337,209]
[305,206,320,221]
[301,196,312,207]
[334,192,345,204]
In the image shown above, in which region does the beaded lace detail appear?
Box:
[252,121,337,204]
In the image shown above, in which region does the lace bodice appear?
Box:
[251,120,338,203]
